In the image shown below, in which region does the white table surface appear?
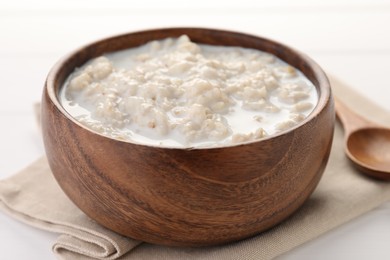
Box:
[1,1,390,259]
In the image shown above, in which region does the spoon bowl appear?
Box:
[335,98,390,180]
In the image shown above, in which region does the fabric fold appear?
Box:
[0,157,141,260]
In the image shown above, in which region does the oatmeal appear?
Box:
[60,35,318,148]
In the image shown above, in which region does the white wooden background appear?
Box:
[1,0,390,259]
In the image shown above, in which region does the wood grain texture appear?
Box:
[41,28,334,246]
[335,98,390,180]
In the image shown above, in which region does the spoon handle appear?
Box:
[334,97,378,135]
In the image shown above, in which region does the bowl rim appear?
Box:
[44,27,332,150]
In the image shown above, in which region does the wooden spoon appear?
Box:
[335,98,390,180]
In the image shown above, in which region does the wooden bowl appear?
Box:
[41,28,334,247]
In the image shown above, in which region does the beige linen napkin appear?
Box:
[1,76,390,260]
